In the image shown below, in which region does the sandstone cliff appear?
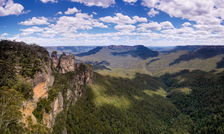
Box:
[20,54,54,126]
[21,51,93,132]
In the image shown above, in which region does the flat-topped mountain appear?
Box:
[171,45,204,51]
[102,45,142,50]
[170,45,224,66]
[76,45,159,60]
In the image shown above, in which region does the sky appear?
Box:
[1,0,224,46]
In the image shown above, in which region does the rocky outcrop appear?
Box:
[20,51,93,132]
[20,57,54,126]
[49,92,64,128]
[51,51,59,69]
[59,52,75,74]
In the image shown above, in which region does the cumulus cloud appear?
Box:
[161,27,194,35]
[1,33,8,36]
[137,22,161,32]
[20,26,43,36]
[100,13,147,24]
[55,11,62,15]
[20,13,108,37]
[65,7,80,15]
[137,21,174,32]
[141,0,160,8]
[142,0,224,26]
[160,21,174,29]
[70,0,115,8]
[92,12,97,15]
[114,24,136,32]
[132,16,147,23]
[0,0,29,16]
[147,8,159,17]
[19,17,50,25]
[193,24,224,33]
[40,0,58,3]
[123,0,137,3]
[182,22,191,27]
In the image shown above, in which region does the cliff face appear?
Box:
[20,54,54,126]
[51,51,59,69]
[21,51,93,131]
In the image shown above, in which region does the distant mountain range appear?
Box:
[44,46,96,57]
[76,45,158,60]
[44,45,224,74]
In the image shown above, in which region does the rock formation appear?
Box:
[20,55,54,126]
[21,51,93,132]
[59,52,75,73]
[51,51,59,69]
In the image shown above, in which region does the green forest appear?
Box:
[57,70,224,134]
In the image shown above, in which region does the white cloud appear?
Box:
[137,21,173,32]
[141,0,160,8]
[147,8,159,17]
[160,21,174,29]
[40,0,58,3]
[20,13,108,37]
[193,24,224,33]
[112,36,121,40]
[38,27,59,38]
[161,27,194,35]
[132,16,147,23]
[137,22,161,32]
[70,0,115,8]
[123,0,137,3]
[55,11,62,15]
[114,24,136,32]
[0,0,28,16]
[20,26,43,36]
[92,21,108,28]
[65,7,80,15]
[182,22,191,27]
[1,33,8,36]
[92,12,97,15]
[19,17,50,25]
[142,0,224,26]
[100,13,147,24]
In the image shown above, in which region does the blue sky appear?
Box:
[1,0,224,46]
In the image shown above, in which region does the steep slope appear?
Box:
[0,40,94,133]
[64,72,191,134]
[62,68,224,133]
[129,46,224,74]
[171,45,204,52]
[0,40,53,133]
[170,46,224,65]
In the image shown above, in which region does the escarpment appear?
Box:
[44,51,93,130]
[0,40,93,133]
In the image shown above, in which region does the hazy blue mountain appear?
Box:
[44,46,96,57]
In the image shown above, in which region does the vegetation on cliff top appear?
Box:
[0,40,50,133]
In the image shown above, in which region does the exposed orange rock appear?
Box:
[43,112,51,127]
[20,101,37,126]
[33,81,48,102]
